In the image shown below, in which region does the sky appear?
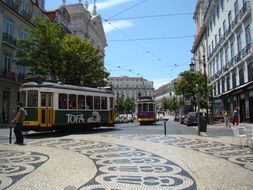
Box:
[45,0,196,89]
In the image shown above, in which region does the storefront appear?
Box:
[221,81,253,123]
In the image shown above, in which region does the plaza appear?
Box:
[1,121,253,190]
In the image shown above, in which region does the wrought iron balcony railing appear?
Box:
[2,32,17,46]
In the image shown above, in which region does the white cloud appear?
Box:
[103,20,134,33]
[153,78,173,90]
[96,0,134,10]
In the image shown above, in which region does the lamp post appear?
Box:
[191,55,208,133]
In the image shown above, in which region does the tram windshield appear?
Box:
[28,90,38,107]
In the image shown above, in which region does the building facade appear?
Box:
[154,80,175,111]
[109,76,154,101]
[64,1,107,57]
[0,0,46,124]
[193,0,253,123]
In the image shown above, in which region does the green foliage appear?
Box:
[174,71,212,109]
[16,18,109,87]
[115,98,135,114]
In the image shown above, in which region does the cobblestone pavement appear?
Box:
[0,133,253,190]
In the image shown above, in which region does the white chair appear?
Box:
[244,126,253,149]
[231,127,246,148]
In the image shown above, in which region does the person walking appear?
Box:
[232,107,239,126]
[223,110,230,127]
[11,102,26,145]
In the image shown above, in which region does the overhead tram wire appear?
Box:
[106,0,149,20]
[103,19,186,78]
[108,35,194,42]
[106,12,194,21]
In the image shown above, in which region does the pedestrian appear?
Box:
[11,102,26,145]
[232,107,239,127]
[223,110,229,127]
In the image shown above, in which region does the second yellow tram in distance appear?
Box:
[136,96,156,125]
[19,81,116,132]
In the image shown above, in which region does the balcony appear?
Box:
[4,0,18,12]
[0,69,26,82]
[20,10,32,21]
[2,32,17,46]
[0,70,15,80]
[240,1,250,19]
[241,43,253,58]
[207,1,251,62]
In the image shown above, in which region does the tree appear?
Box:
[124,98,135,113]
[16,18,109,87]
[174,71,211,109]
[115,97,135,114]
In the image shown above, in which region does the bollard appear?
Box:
[9,125,12,144]
[164,120,167,136]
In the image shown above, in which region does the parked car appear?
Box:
[184,112,204,126]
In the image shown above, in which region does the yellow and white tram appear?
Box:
[19,81,115,131]
[136,96,156,125]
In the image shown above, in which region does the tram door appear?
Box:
[40,92,53,127]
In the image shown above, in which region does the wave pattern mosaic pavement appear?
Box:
[0,150,49,190]
[103,135,253,171]
[28,139,197,190]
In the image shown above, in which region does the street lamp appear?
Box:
[191,55,208,133]
[189,61,195,71]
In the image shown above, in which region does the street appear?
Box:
[0,121,253,190]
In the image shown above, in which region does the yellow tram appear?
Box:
[19,81,115,131]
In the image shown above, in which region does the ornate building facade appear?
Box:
[109,76,154,101]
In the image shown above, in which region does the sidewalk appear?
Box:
[1,132,253,190]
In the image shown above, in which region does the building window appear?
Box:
[223,20,226,35]
[221,0,224,10]
[230,39,235,62]
[21,0,29,12]
[237,34,242,54]
[222,79,225,93]
[234,0,239,16]
[239,68,244,85]
[4,53,12,72]
[218,82,220,95]
[218,28,221,40]
[228,11,232,26]
[220,52,223,69]
[216,5,220,18]
[19,28,28,39]
[248,63,253,81]
[6,18,13,35]
[232,72,236,88]
[226,75,230,90]
[225,45,229,65]
[245,25,251,45]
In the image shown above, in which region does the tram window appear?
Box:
[59,94,67,109]
[138,104,142,112]
[94,96,101,109]
[86,96,93,109]
[69,94,76,109]
[28,90,38,107]
[143,103,148,111]
[78,95,85,109]
[41,93,46,107]
[20,91,26,107]
[110,97,113,109]
[149,104,154,111]
[101,97,107,110]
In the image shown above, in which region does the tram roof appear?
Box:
[20,82,113,94]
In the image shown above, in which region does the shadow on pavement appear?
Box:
[24,127,122,139]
